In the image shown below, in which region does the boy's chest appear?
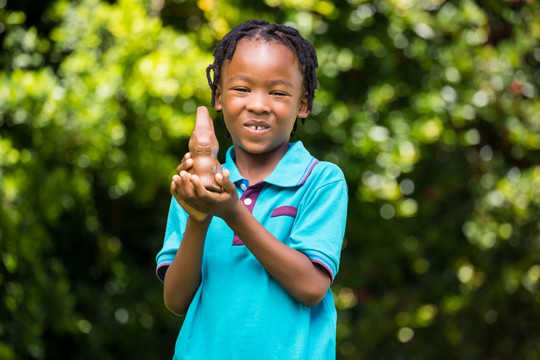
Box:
[204,185,305,259]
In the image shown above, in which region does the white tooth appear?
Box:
[257,126,263,130]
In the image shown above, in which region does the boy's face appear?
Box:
[214,39,309,160]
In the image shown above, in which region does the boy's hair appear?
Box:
[206,19,319,123]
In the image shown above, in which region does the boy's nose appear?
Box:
[246,92,270,114]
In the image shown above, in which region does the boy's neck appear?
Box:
[233,144,290,185]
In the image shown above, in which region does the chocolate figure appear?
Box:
[188,106,223,193]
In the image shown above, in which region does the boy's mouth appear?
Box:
[244,121,270,132]
[248,125,267,130]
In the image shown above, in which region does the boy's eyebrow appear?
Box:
[229,74,294,88]
[270,79,294,88]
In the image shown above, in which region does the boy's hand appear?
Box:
[182,169,240,221]
[171,153,208,221]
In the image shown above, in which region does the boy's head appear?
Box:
[206,19,319,121]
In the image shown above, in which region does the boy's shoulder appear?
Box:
[280,141,346,186]
[289,144,345,188]
[308,158,346,184]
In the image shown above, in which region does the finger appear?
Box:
[216,169,235,193]
[215,172,224,187]
[171,174,183,191]
[171,176,189,205]
[172,175,190,201]
[170,179,178,196]
[176,154,193,173]
[190,174,208,197]
[215,168,229,183]
[176,159,193,174]
[177,171,197,198]
[179,170,190,180]
[179,152,192,164]
[222,168,230,179]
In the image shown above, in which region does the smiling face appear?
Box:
[214,38,309,163]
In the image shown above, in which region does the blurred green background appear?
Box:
[1,0,539,359]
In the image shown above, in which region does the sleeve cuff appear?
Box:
[155,252,176,282]
[156,263,170,282]
[304,250,337,283]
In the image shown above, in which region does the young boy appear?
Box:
[156,19,348,359]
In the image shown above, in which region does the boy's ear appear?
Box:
[213,85,223,111]
[297,92,309,119]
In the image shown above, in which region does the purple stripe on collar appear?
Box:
[271,206,298,217]
[298,159,318,185]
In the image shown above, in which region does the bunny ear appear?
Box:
[195,106,215,131]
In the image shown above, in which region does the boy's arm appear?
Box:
[162,154,209,316]
[188,172,332,307]
[225,200,331,307]
[163,216,210,316]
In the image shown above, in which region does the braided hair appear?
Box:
[206,19,319,129]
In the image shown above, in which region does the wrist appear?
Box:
[222,199,248,229]
[187,214,212,228]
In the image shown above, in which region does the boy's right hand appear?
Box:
[171,153,208,222]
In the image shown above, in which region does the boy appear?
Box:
[156,19,348,359]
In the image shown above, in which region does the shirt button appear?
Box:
[243,198,252,206]
[240,183,247,191]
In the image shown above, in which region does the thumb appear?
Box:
[215,169,235,193]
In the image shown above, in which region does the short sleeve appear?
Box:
[290,163,348,282]
[155,198,188,282]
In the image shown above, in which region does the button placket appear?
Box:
[233,182,264,246]
[240,188,257,213]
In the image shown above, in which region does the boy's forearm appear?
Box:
[223,202,331,307]
[163,216,210,315]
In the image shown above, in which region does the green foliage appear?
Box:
[1,0,539,359]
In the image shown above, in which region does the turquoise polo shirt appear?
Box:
[156,141,348,360]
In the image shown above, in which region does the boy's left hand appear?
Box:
[180,169,240,221]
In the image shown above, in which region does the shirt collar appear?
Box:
[223,141,318,188]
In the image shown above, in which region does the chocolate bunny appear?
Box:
[188,106,223,193]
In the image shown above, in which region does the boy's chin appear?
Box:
[235,141,289,157]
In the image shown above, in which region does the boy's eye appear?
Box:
[233,87,249,93]
[271,91,289,96]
